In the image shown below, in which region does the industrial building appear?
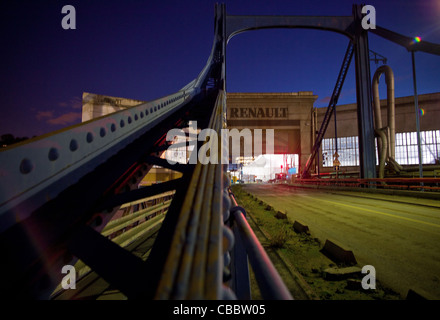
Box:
[317,92,440,174]
[82,90,440,182]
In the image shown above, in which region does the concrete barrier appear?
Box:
[346,279,363,290]
[275,211,287,220]
[320,239,357,265]
[293,220,310,234]
[406,288,438,300]
[324,266,362,281]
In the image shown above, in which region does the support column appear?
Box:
[353,5,377,179]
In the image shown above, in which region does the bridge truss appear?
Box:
[1,3,439,300]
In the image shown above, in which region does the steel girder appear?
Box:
[224,5,440,179]
[0,3,226,299]
[1,2,440,300]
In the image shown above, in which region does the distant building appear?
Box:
[82,92,146,122]
[81,92,182,186]
[82,90,440,180]
[226,92,317,181]
[317,92,440,174]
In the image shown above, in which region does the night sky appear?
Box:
[1,0,439,138]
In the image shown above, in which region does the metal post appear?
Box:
[411,51,424,180]
[353,4,377,180]
[229,193,293,300]
[334,102,339,179]
[230,210,251,299]
[334,104,338,154]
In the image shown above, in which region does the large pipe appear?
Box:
[372,65,395,159]
[375,128,388,179]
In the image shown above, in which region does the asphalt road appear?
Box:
[242,183,440,299]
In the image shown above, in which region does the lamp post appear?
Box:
[411,51,423,180]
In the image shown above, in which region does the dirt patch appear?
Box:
[231,184,401,300]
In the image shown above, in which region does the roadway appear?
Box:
[241,183,440,299]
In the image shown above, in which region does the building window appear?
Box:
[322,136,359,167]
[322,130,440,167]
[396,130,440,165]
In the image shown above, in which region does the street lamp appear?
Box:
[411,42,423,181]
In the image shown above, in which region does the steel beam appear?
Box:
[353,4,376,179]
[3,2,439,300]
[301,41,354,178]
[371,26,440,56]
[226,15,355,42]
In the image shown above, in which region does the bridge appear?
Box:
[1,3,439,300]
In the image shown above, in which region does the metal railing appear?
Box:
[294,177,440,192]
[153,90,227,299]
[0,3,226,299]
[228,190,293,300]
[50,191,173,299]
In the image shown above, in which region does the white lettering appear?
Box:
[166,128,186,165]
[173,304,207,317]
[361,5,376,30]
[198,128,218,164]
[61,265,76,289]
[166,122,275,165]
[61,5,76,30]
[188,121,198,164]
[217,305,266,315]
[361,265,376,289]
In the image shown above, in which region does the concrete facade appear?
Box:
[82,91,318,175]
[82,92,146,122]
[82,90,440,176]
[81,92,182,186]
[316,92,440,173]
[226,92,318,173]
[318,92,440,138]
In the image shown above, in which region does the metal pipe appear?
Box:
[229,192,293,300]
[372,65,395,159]
[311,108,315,173]
[334,97,339,179]
[375,128,388,179]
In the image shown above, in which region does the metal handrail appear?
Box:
[154,91,226,300]
[297,177,440,184]
[101,200,172,238]
[294,177,440,191]
[228,190,293,300]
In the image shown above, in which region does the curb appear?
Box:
[246,211,319,300]
[288,183,440,201]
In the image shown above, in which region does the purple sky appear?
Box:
[1,0,439,138]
